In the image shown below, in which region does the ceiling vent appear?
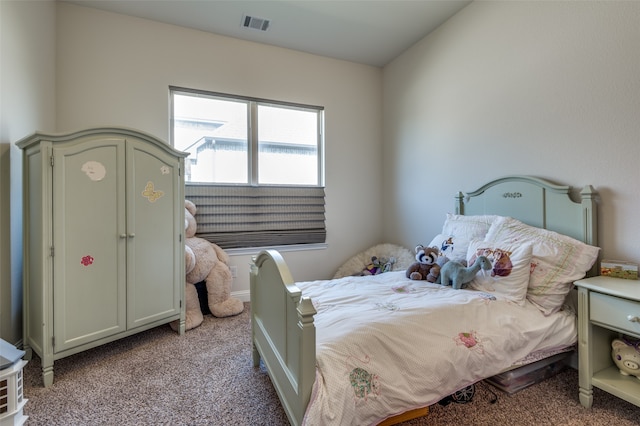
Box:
[242,15,271,32]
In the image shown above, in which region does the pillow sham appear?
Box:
[427,234,469,263]
[434,214,500,262]
[465,239,533,305]
[484,216,600,315]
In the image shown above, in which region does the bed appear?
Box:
[250,175,599,426]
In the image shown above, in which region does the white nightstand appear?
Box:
[574,276,640,408]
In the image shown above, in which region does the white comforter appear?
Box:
[296,271,576,426]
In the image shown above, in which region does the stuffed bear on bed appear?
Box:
[405,245,446,282]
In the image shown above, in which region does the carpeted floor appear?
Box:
[22,303,639,425]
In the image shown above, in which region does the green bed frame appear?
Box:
[250,175,598,426]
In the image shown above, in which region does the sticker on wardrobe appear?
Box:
[142,181,164,202]
[81,161,106,181]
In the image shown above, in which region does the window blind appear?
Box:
[184,185,326,249]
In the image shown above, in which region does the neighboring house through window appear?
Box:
[170,87,325,249]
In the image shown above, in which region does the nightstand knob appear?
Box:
[627,315,640,323]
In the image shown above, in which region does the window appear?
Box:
[170,87,325,249]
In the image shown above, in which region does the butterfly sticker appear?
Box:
[142,181,164,203]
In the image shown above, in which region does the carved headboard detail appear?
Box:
[454,175,597,248]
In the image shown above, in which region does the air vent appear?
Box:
[242,15,271,32]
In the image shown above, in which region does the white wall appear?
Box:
[11,1,635,339]
[383,1,640,267]
[0,0,56,343]
[56,3,384,298]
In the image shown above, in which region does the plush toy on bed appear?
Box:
[361,256,396,276]
[171,200,244,331]
[438,255,492,290]
[405,245,445,282]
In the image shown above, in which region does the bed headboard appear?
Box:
[455,175,597,248]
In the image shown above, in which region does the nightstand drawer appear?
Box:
[591,292,640,336]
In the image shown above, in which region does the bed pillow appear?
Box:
[465,239,533,305]
[442,213,499,241]
[433,214,500,262]
[484,216,600,315]
[427,234,469,263]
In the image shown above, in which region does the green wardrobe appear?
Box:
[18,128,187,387]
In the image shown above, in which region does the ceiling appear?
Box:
[62,0,472,67]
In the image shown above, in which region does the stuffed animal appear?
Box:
[405,245,443,282]
[438,255,491,289]
[611,338,640,379]
[171,200,244,331]
[361,256,396,276]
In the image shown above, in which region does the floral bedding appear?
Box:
[296,271,576,426]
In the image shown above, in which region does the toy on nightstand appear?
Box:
[611,337,640,380]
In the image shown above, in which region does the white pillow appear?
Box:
[432,214,500,262]
[466,239,533,305]
[428,233,469,263]
[484,216,600,315]
[442,213,499,242]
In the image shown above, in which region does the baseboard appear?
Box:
[233,289,251,303]
[195,284,250,315]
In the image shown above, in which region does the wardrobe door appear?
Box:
[126,138,182,329]
[52,138,127,352]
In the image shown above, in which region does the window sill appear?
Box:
[226,243,328,257]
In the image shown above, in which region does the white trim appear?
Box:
[232,289,251,303]
[226,243,328,257]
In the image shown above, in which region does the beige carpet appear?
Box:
[22,303,639,425]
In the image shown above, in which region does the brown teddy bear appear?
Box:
[405,245,444,282]
[171,200,244,331]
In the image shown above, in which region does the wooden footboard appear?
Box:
[250,250,317,426]
[251,250,432,426]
